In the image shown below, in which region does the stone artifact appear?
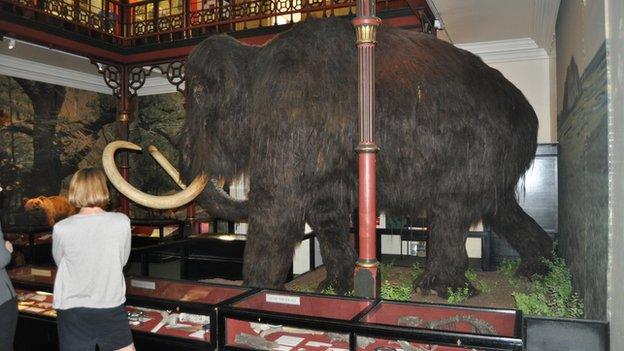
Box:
[397,315,496,335]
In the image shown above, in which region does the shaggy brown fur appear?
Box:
[23,196,77,226]
[180,17,553,296]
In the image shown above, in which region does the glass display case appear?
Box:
[3,225,54,265]
[8,265,56,291]
[183,233,247,281]
[356,300,523,351]
[124,276,253,350]
[8,266,253,350]
[131,218,184,245]
[10,267,59,351]
[8,266,525,350]
[16,289,56,318]
[219,289,375,350]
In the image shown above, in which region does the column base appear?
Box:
[354,261,381,298]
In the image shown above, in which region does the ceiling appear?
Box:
[430,0,560,52]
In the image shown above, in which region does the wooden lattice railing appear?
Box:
[1,0,432,47]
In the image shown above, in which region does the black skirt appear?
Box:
[56,304,133,351]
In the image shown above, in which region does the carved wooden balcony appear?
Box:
[0,0,433,50]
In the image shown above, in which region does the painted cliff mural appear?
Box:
[557,42,608,319]
[0,74,188,226]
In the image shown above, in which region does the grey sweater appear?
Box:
[1,222,16,305]
[52,212,131,310]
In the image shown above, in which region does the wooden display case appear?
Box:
[219,290,375,350]
[8,266,253,351]
[131,218,184,246]
[3,225,54,265]
[356,300,523,350]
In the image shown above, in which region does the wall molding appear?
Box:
[529,0,561,54]
[456,37,550,64]
[0,53,111,94]
[2,37,549,94]
[0,53,180,96]
[139,77,180,96]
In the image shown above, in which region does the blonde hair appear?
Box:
[68,168,110,209]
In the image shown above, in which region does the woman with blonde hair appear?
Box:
[52,168,135,351]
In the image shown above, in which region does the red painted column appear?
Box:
[118,65,131,215]
[186,203,197,235]
[353,0,381,298]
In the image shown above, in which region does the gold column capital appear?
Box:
[119,112,130,122]
[355,23,378,44]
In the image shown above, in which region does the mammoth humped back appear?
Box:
[179,17,553,296]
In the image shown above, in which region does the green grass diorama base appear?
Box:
[188,252,582,318]
[285,254,584,319]
[286,265,521,309]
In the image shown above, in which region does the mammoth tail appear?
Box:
[484,193,553,275]
[196,178,249,221]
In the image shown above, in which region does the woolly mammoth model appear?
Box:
[104,17,553,296]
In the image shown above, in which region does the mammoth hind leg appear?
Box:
[415,207,476,298]
[485,193,553,276]
[306,201,356,295]
[242,206,304,289]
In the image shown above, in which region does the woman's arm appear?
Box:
[52,227,63,266]
[0,221,9,268]
[0,240,12,269]
[122,223,131,266]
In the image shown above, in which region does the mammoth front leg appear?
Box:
[243,205,304,289]
[307,202,356,295]
[415,212,475,298]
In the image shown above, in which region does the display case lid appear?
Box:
[189,233,247,241]
[15,288,56,318]
[5,232,53,246]
[130,218,183,226]
[126,276,251,305]
[360,300,520,338]
[230,290,374,321]
[3,225,52,234]
[9,266,56,286]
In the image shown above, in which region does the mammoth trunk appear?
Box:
[197,179,249,221]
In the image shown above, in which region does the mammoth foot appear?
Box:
[515,257,550,278]
[316,277,353,296]
[414,270,478,299]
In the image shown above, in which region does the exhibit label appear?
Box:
[130,279,156,290]
[266,293,301,305]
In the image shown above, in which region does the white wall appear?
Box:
[456,39,557,143]
[488,58,556,143]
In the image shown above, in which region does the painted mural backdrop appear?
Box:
[557,43,608,320]
[0,74,188,226]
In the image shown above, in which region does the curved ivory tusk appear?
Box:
[102,140,207,210]
[148,145,186,190]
